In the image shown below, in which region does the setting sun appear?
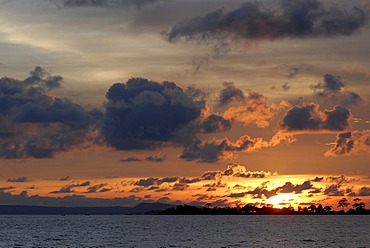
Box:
[266,193,296,208]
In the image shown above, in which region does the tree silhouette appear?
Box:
[324,205,333,213]
[308,204,317,213]
[205,203,212,208]
[352,198,366,212]
[338,198,350,211]
[316,204,324,214]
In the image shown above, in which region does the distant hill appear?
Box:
[0,203,176,215]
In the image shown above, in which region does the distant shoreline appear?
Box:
[158,204,370,215]
[1,203,369,215]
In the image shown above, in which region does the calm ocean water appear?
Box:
[0,215,368,247]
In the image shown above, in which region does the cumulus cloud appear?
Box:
[215,82,285,128]
[0,67,102,159]
[166,0,366,43]
[222,90,277,128]
[217,82,245,107]
[200,114,232,133]
[180,135,268,163]
[310,74,365,106]
[279,103,352,133]
[103,77,204,150]
[325,130,370,156]
[7,176,30,183]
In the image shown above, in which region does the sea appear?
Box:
[0,215,368,247]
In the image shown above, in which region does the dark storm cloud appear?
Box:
[103,77,204,150]
[310,74,365,106]
[180,135,267,163]
[13,99,90,127]
[7,176,30,183]
[0,66,62,98]
[325,130,370,156]
[62,0,108,6]
[280,103,351,132]
[60,0,165,8]
[166,0,367,42]
[0,67,102,159]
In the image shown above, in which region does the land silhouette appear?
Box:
[160,198,370,215]
[1,198,368,215]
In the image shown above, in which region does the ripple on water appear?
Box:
[0,215,369,247]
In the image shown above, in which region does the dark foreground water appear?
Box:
[0,215,368,247]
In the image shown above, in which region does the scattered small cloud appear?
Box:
[50,181,90,194]
[7,177,30,183]
[325,130,370,156]
[145,153,167,162]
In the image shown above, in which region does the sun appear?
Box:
[267,193,296,208]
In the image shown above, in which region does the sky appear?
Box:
[0,0,369,209]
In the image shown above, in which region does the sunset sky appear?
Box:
[0,0,369,210]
